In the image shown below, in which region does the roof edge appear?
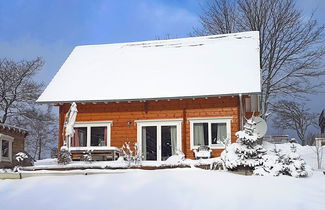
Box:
[73,31,259,49]
[0,123,28,136]
[37,92,261,105]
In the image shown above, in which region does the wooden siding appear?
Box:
[0,127,26,168]
[58,96,242,159]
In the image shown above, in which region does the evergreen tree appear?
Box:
[284,144,311,177]
[254,144,312,177]
[221,118,266,170]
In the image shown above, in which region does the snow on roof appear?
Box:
[37,31,261,103]
[0,123,28,135]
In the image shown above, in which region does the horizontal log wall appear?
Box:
[58,96,242,159]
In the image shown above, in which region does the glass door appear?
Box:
[161,126,177,161]
[142,126,157,160]
[141,124,179,161]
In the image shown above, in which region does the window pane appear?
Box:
[211,123,227,144]
[72,127,87,147]
[91,127,107,146]
[142,126,157,161]
[193,123,208,146]
[1,140,9,157]
[161,126,177,161]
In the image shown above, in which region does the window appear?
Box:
[0,134,14,162]
[2,140,9,157]
[91,127,107,146]
[245,94,260,112]
[70,121,111,148]
[190,117,232,149]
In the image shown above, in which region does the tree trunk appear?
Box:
[38,138,42,160]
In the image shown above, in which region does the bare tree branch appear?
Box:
[0,57,44,123]
[195,0,325,117]
[272,100,318,145]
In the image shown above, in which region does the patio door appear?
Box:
[137,120,182,161]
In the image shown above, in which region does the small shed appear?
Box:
[0,124,28,168]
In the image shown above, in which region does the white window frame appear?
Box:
[0,134,14,162]
[189,117,232,149]
[135,119,182,161]
[69,121,112,149]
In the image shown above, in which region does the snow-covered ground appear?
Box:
[0,168,324,210]
[1,142,324,210]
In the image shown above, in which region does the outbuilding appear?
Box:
[0,124,28,168]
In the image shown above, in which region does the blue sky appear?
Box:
[0,0,324,134]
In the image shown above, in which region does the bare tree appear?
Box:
[272,100,318,145]
[313,144,324,169]
[0,57,58,159]
[0,57,44,123]
[306,133,324,169]
[195,0,325,117]
[9,105,58,160]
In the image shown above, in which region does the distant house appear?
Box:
[0,124,28,168]
[37,31,261,160]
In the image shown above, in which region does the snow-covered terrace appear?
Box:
[37,31,261,104]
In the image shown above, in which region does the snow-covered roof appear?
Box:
[37,31,261,103]
[0,123,28,135]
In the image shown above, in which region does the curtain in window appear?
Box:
[78,128,87,147]
[194,123,205,146]
[72,128,79,147]
[104,127,107,146]
[170,126,177,155]
[216,123,227,143]
[142,127,147,160]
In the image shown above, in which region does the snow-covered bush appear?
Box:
[254,146,286,176]
[221,118,266,170]
[254,144,312,177]
[284,144,312,177]
[81,149,93,162]
[15,152,29,163]
[164,151,185,166]
[12,152,34,169]
[57,146,72,165]
[121,142,142,166]
[210,158,225,170]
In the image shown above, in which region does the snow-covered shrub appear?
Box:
[210,158,225,170]
[81,149,93,162]
[254,144,312,177]
[57,146,72,165]
[221,118,266,170]
[121,142,142,166]
[164,151,185,166]
[15,152,28,164]
[254,146,285,176]
[12,152,34,169]
[284,144,312,177]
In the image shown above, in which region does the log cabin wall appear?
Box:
[58,96,243,159]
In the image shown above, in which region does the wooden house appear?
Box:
[37,31,261,160]
[0,124,28,168]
